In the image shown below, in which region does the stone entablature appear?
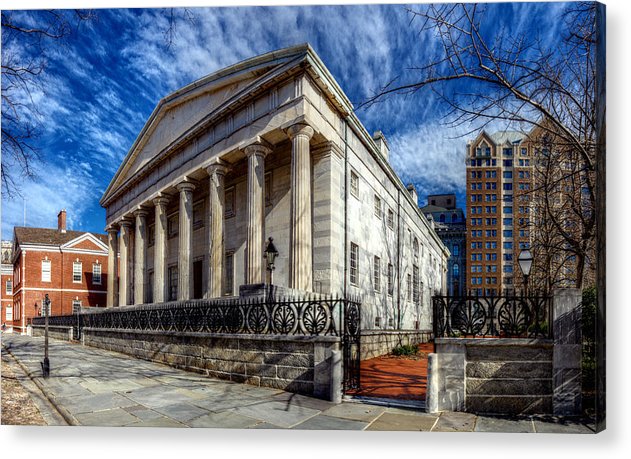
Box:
[100,44,449,332]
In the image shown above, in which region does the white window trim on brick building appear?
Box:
[73,261,82,283]
[41,259,51,282]
[93,263,102,285]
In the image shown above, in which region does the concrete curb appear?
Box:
[2,343,79,426]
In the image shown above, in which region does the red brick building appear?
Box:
[1,240,13,331]
[9,210,109,334]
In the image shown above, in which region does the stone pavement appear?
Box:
[1,334,595,432]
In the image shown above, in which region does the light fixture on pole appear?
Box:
[42,293,51,378]
[264,237,279,285]
[518,249,533,296]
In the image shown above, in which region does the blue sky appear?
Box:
[1,1,570,239]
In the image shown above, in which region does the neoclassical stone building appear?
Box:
[100,44,448,333]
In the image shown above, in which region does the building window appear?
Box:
[6,305,12,321]
[225,187,236,218]
[453,263,459,277]
[374,316,382,328]
[452,244,459,256]
[407,273,412,301]
[6,279,12,295]
[373,256,381,292]
[148,224,155,247]
[350,243,359,285]
[72,300,82,313]
[224,252,234,296]
[168,265,178,301]
[167,214,179,238]
[412,265,420,305]
[374,195,382,219]
[350,170,359,198]
[42,259,51,282]
[413,238,419,258]
[93,263,102,285]
[193,202,204,230]
[73,261,82,283]
[387,209,394,229]
[265,172,272,206]
[387,263,394,296]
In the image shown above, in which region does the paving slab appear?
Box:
[320,402,387,422]
[366,412,438,431]
[74,408,139,427]
[122,405,166,421]
[188,410,263,428]
[229,400,321,428]
[533,418,595,434]
[120,385,200,408]
[127,416,189,428]
[80,379,145,394]
[474,415,535,433]
[293,414,369,430]
[56,392,137,414]
[272,392,339,412]
[433,411,477,432]
[153,402,211,423]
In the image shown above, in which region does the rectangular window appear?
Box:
[168,265,178,301]
[73,261,82,283]
[148,224,155,247]
[503,218,513,226]
[387,263,394,296]
[72,300,82,314]
[503,148,513,157]
[167,214,179,238]
[6,279,12,295]
[503,230,513,237]
[265,172,272,206]
[521,148,527,156]
[193,202,204,229]
[503,171,513,179]
[225,187,236,218]
[224,252,234,296]
[407,273,412,301]
[93,263,102,285]
[503,206,513,214]
[412,265,419,304]
[42,259,51,282]
[373,256,381,292]
[374,195,382,219]
[503,160,513,167]
[350,170,359,198]
[387,208,394,229]
[6,306,12,321]
[350,243,359,285]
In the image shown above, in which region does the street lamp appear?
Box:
[264,237,279,285]
[518,249,533,297]
[42,293,51,378]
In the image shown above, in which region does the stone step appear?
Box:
[466,377,552,396]
[466,345,552,362]
[467,395,553,415]
[466,360,552,379]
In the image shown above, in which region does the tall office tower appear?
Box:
[465,131,534,296]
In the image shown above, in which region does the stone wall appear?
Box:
[73,328,341,401]
[360,330,432,360]
[32,325,74,342]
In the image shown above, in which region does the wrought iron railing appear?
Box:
[32,295,362,338]
[432,295,552,339]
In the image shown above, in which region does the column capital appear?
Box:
[105,224,119,234]
[152,193,171,207]
[119,218,133,228]
[176,178,197,193]
[133,207,150,218]
[244,140,272,159]
[206,158,230,177]
[286,123,314,141]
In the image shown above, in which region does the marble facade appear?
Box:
[100,44,449,330]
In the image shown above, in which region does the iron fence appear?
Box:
[32,295,362,338]
[432,295,552,339]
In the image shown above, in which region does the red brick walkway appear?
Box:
[350,343,433,401]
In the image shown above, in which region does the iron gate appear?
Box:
[342,300,361,393]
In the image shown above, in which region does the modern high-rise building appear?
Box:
[465,131,534,295]
[421,194,466,296]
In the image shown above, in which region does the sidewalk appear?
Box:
[1,334,595,432]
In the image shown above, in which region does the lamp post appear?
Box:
[264,237,279,285]
[42,293,51,378]
[518,249,533,297]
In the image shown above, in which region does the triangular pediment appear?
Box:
[61,233,108,253]
[101,44,321,206]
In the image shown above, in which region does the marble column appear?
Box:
[287,123,315,291]
[206,161,229,298]
[152,195,170,303]
[106,225,119,308]
[244,142,272,284]
[133,208,148,305]
[118,219,133,306]
[177,179,196,300]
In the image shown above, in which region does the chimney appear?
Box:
[372,131,390,162]
[58,209,67,233]
[406,184,418,207]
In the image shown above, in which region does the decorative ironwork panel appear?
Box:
[433,295,552,338]
[342,298,361,392]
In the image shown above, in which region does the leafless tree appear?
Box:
[361,2,601,290]
[1,9,94,198]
